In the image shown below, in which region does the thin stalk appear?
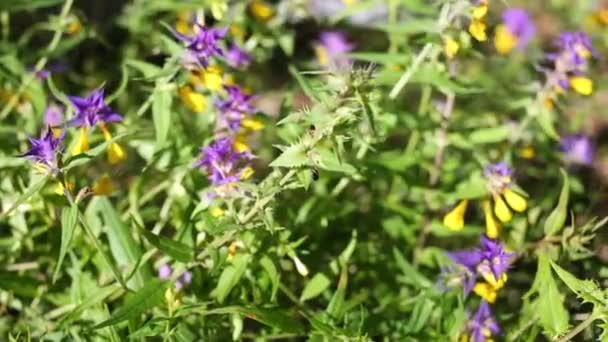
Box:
[556,312,600,342]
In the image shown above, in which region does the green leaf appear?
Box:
[534,255,569,338]
[53,204,79,283]
[550,260,607,306]
[469,126,511,145]
[98,198,148,289]
[59,284,121,328]
[152,87,173,150]
[392,248,432,289]
[134,218,193,263]
[214,254,250,303]
[106,64,129,104]
[269,144,311,168]
[0,272,39,297]
[544,169,569,237]
[203,306,305,334]
[373,19,437,35]
[0,175,50,220]
[300,273,331,302]
[94,279,168,329]
[125,59,163,78]
[288,65,320,102]
[259,256,280,301]
[0,0,62,11]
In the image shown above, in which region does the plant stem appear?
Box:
[557,312,599,342]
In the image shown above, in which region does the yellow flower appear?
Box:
[493,195,512,223]
[342,0,357,5]
[201,65,224,91]
[480,271,507,290]
[241,118,264,131]
[469,20,487,42]
[570,76,593,96]
[211,207,225,217]
[249,0,274,22]
[240,167,254,180]
[93,175,115,196]
[472,4,488,20]
[55,181,75,195]
[179,86,207,113]
[210,0,228,20]
[519,146,536,159]
[596,9,608,25]
[315,46,330,66]
[443,200,468,231]
[473,282,498,303]
[233,135,250,153]
[494,25,517,55]
[443,37,460,59]
[482,200,501,239]
[230,24,246,40]
[72,126,90,155]
[503,188,527,212]
[101,124,127,164]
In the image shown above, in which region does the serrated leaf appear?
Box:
[550,260,607,306]
[134,218,193,263]
[214,254,250,303]
[94,279,167,329]
[300,273,331,302]
[544,169,569,236]
[269,144,310,168]
[53,204,79,283]
[534,255,569,338]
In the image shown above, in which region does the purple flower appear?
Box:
[19,129,64,171]
[174,24,227,68]
[194,137,252,186]
[437,264,477,295]
[215,85,256,131]
[28,61,68,80]
[158,264,172,280]
[68,88,122,127]
[502,8,535,48]
[467,301,500,342]
[484,162,513,192]
[225,44,252,69]
[555,31,596,66]
[44,104,63,127]
[560,134,594,165]
[316,31,354,69]
[175,271,192,290]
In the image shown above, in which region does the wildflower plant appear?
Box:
[2,1,608,341]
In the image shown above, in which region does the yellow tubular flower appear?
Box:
[494,25,517,55]
[249,0,274,22]
[493,195,512,223]
[443,37,460,59]
[482,200,501,239]
[469,20,487,42]
[315,46,329,66]
[240,167,254,180]
[472,4,488,20]
[241,118,264,131]
[443,200,468,231]
[211,207,225,217]
[480,271,507,290]
[503,188,527,212]
[519,146,536,159]
[570,77,593,95]
[93,175,115,196]
[202,66,224,91]
[55,181,75,195]
[179,86,207,113]
[233,135,250,153]
[101,124,126,164]
[596,9,608,25]
[473,282,498,303]
[72,126,90,155]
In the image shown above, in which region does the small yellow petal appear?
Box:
[249,0,274,22]
[241,119,264,131]
[211,207,225,217]
[443,37,460,59]
[315,46,329,66]
[202,66,224,91]
[230,24,245,40]
[493,195,512,223]
[570,76,593,96]
[494,25,517,55]
[240,167,254,180]
[107,142,126,164]
[473,282,498,303]
[443,200,468,231]
[503,188,527,212]
[519,146,536,159]
[55,181,75,195]
[482,200,502,239]
[93,175,115,196]
[179,86,207,113]
[51,128,63,139]
[480,270,507,290]
[233,137,250,153]
[472,4,488,20]
[175,20,192,35]
[469,20,487,42]
[72,127,90,155]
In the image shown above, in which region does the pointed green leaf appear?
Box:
[544,169,569,236]
[53,204,79,282]
[550,260,607,306]
[214,254,250,303]
[269,144,310,168]
[300,273,331,302]
[535,255,569,338]
[152,88,172,150]
[94,279,168,329]
[0,175,49,220]
[135,219,193,263]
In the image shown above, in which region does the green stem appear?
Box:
[556,313,599,342]
[0,0,74,120]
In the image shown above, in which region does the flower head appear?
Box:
[484,162,513,192]
[174,24,227,68]
[215,85,257,131]
[226,44,252,69]
[495,8,535,54]
[194,137,253,186]
[555,31,596,66]
[315,31,354,69]
[560,134,594,165]
[467,301,500,342]
[68,88,122,127]
[158,264,172,280]
[44,104,63,127]
[19,129,64,172]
